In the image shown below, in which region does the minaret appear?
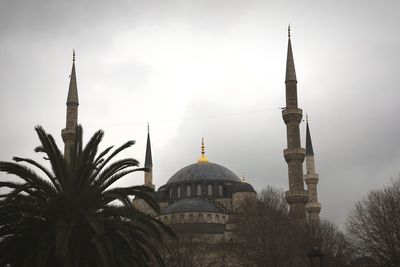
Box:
[144,123,155,189]
[304,115,321,230]
[282,26,308,220]
[61,50,79,163]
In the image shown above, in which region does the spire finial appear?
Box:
[198,138,209,163]
[306,113,309,123]
[145,123,153,168]
[285,24,297,81]
[66,50,79,105]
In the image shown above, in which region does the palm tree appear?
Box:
[0,125,174,267]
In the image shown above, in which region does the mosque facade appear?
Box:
[132,28,321,242]
[61,28,321,259]
[135,136,257,243]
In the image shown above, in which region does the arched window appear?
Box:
[187,184,191,197]
[197,184,201,196]
[207,184,212,196]
[218,184,223,196]
[177,186,181,198]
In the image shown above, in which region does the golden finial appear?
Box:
[73,49,75,62]
[288,24,291,38]
[198,138,209,163]
[242,175,246,182]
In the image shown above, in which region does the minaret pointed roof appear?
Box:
[305,116,314,155]
[145,123,153,168]
[286,25,297,82]
[67,50,79,105]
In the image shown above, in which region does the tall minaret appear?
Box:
[304,115,321,230]
[61,50,79,163]
[144,123,155,189]
[282,26,308,220]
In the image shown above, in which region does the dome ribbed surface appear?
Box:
[163,198,221,214]
[166,162,241,184]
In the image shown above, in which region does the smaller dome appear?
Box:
[163,198,223,214]
[232,182,256,193]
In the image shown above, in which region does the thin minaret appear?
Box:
[282,26,308,220]
[61,50,79,163]
[304,115,321,230]
[144,123,155,189]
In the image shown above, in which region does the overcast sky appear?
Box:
[1,0,400,228]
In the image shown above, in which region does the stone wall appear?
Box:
[158,211,228,225]
[132,198,157,216]
[232,191,256,211]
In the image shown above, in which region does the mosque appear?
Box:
[61,28,321,247]
[136,135,257,242]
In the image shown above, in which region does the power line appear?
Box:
[85,107,282,128]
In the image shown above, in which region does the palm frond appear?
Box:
[89,140,135,182]
[94,145,113,165]
[0,125,172,266]
[94,158,140,187]
[103,185,159,212]
[34,126,67,189]
[13,157,60,192]
[0,162,57,197]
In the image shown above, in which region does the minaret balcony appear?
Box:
[304,174,319,184]
[282,108,303,124]
[306,202,321,213]
[285,190,309,204]
[283,148,305,162]
[61,128,75,142]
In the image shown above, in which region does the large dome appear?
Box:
[166,162,241,184]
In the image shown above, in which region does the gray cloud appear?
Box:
[1,0,400,228]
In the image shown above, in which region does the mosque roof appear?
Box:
[164,139,241,185]
[166,162,241,184]
[232,182,256,193]
[163,198,224,214]
[170,223,226,235]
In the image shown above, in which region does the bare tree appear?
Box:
[346,178,400,266]
[161,234,209,267]
[319,219,353,266]
[226,186,311,267]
